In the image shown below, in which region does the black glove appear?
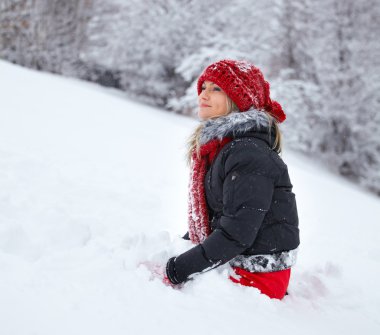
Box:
[165,257,182,285]
[182,231,190,240]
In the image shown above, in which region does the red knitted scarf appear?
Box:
[188,137,232,244]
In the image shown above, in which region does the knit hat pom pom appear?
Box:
[271,101,286,123]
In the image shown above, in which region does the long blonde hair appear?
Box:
[185,96,282,166]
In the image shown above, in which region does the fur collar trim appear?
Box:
[199,108,270,145]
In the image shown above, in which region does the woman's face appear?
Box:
[198,80,229,120]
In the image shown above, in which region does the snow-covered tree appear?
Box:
[0,0,91,74]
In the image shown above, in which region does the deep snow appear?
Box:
[1,60,380,335]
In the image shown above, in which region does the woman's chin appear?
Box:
[198,111,209,120]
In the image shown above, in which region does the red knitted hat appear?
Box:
[197,59,286,123]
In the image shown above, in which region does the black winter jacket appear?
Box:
[166,109,300,285]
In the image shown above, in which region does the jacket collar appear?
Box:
[199,108,275,147]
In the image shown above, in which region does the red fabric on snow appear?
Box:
[229,267,291,300]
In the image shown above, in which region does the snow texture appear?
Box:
[1,60,380,335]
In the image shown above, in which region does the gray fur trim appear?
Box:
[229,248,298,273]
[199,108,270,145]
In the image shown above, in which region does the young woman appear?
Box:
[164,59,300,299]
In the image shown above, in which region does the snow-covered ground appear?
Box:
[1,60,379,335]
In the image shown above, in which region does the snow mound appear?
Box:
[1,60,380,335]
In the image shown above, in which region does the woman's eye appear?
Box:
[201,86,221,91]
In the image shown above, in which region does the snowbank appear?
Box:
[1,60,379,335]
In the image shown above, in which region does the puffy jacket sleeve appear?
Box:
[169,143,277,284]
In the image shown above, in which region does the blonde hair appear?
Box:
[185,96,282,166]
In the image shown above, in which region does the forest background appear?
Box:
[1,0,379,196]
